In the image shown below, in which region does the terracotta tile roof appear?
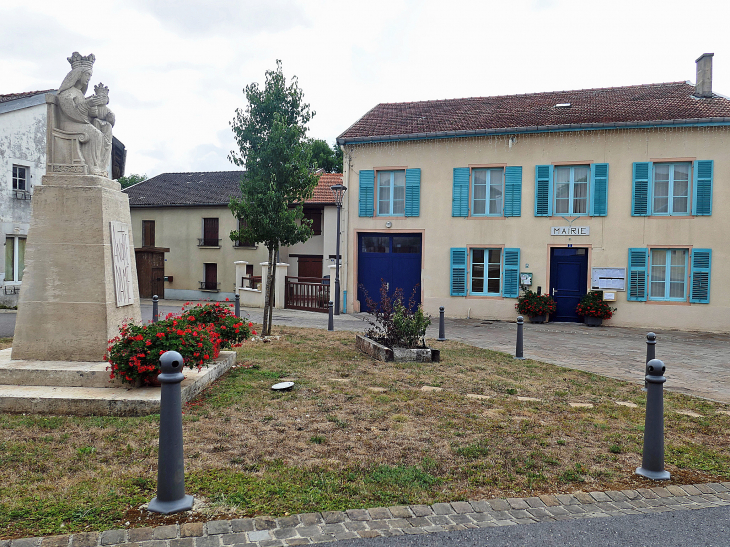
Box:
[306,172,342,205]
[338,81,730,143]
[124,171,343,208]
[124,171,244,207]
[0,90,55,104]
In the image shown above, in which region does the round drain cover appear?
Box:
[271,381,294,391]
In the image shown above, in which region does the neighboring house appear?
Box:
[0,90,125,306]
[337,53,730,332]
[124,171,343,304]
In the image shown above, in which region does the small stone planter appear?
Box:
[356,334,440,363]
[529,314,547,324]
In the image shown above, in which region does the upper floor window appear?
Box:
[12,165,27,191]
[142,220,155,247]
[377,170,405,216]
[235,218,255,247]
[653,163,690,215]
[303,208,322,235]
[632,160,713,216]
[472,169,503,216]
[199,218,219,247]
[453,166,522,217]
[535,164,608,217]
[554,165,589,215]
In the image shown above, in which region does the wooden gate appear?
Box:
[285,276,329,312]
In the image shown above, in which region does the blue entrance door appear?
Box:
[358,233,422,311]
[549,247,588,322]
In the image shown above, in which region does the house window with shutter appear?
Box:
[534,163,608,217]
[453,166,522,217]
[450,247,520,298]
[142,220,155,247]
[235,218,255,247]
[632,160,713,216]
[628,247,711,304]
[200,218,219,247]
[303,209,322,236]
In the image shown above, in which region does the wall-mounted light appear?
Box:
[385,221,392,228]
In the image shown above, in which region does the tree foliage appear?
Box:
[308,139,343,173]
[228,60,319,335]
[117,173,147,189]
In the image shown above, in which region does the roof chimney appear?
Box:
[695,53,714,98]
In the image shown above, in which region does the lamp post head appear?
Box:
[330,184,347,206]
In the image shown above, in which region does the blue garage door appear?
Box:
[358,233,422,311]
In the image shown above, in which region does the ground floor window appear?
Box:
[470,248,501,295]
[202,263,218,291]
[4,236,26,282]
[650,249,687,301]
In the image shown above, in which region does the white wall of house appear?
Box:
[0,98,47,305]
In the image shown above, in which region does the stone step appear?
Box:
[0,351,236,416]
[0,349,121,388]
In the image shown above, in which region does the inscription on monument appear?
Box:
[110,221,135,307]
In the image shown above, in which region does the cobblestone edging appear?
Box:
[4,482,730,547]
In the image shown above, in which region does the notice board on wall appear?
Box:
[591,268,626,291]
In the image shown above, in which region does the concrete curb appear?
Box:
[5,482,730,546]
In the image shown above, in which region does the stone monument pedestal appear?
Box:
[11,174,141,362]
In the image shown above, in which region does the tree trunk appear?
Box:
[262,247,276,336]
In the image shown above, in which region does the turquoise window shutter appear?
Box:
[502,248,520,298]
[590,163,609,216]
[692,160,713,216]
[534,165,552,216]
[450,248,467,296]
[405,168,421,217]
[690,249,712,303]
[358,170,374,217]
[504,166,522,217]
[452,168,470,217]
[627,248,648,301]
[631,162,651,216]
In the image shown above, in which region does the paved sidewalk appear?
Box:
[5,482,730,547]
[144,300,730,404]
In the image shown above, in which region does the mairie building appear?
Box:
[337,54,730,332]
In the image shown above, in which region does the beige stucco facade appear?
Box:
[130,205,272,301]
[342,126,730,332]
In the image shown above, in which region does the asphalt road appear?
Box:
[334,505,730,547]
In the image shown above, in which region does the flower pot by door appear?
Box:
[530,315,546,324]
[584,316,603,327]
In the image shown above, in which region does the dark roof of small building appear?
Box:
[0,90,55,103]
[124,171,244,207]
[337,81,730,143]
[124,171,343,208]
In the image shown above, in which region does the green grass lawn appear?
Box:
[1,327,729,539]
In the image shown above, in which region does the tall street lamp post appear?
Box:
[330,183,347,315]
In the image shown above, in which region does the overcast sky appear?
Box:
[2,0,728,178]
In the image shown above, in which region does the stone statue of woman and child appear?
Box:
[53,51,115,177]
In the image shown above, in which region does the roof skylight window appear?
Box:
[555,103,571,108]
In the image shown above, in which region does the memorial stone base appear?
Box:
[11,174,141,362]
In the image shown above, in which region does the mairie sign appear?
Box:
[551,226,590,236]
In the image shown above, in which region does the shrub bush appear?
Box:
[515,286,557,318]
[575,291,617,319]
[106,301,255,386]
[361,281,431,348]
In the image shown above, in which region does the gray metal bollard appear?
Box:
[636,358,670,481]
[152,295,159,323]
[328,301,334,331]
[148,351,194,514]
[235,294,240,318]
[515,316,525,360]
[643,332,656,391]
[437,307,446,341]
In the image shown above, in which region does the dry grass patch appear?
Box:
[1,326,729,538]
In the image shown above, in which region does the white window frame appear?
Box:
[471,168,504,216]
[652,162,692,216]
[554,165,590,216]
[377,170,406,216]
[4,235,26,284]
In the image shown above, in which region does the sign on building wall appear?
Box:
[591,268,626,291]
[551,226,590,236]
[110,221,135,307]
